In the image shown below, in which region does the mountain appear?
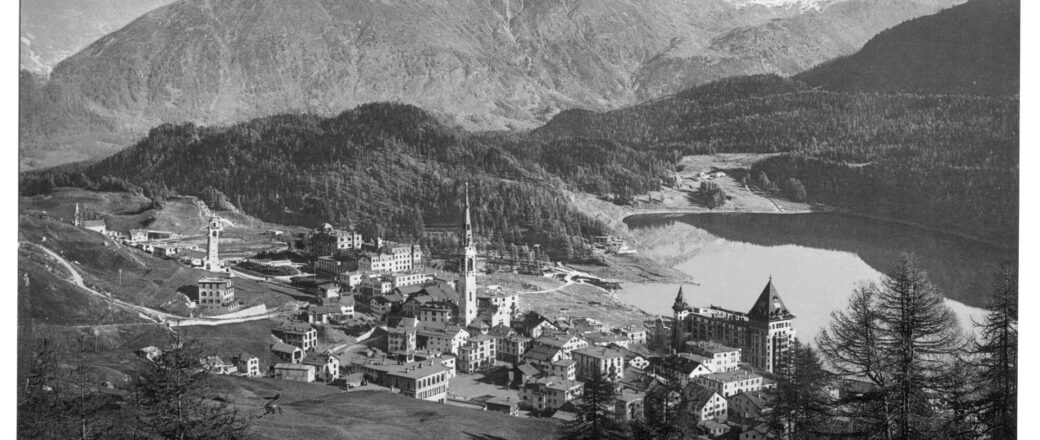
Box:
[19,0,962,170]
[534,74,1018,245]
[20,102,675,261]
[796,0,1019,95]
[19,0,175,73]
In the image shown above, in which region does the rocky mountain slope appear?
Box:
[797,0,1019,95]
[20,0,961,169]
[20,0,174,73]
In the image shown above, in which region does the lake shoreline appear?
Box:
[623,209,1017,252]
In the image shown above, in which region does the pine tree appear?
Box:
[631,381,688,440]
[817,285,891,437]
[566,370,622,440]
[134,336,251,440]
[818,253,965,440]
[973,261,1017,439]
[876,254,964,439]
[767,339,832,439]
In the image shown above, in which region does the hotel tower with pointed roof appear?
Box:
[669,278,796,373]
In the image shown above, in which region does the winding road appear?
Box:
[23,241,277,327]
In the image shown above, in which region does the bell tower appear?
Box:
[205,216,223,272]
[672,286,689,351]
[457,184,477,326]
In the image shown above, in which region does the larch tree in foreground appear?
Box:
[973,261,1017,440]
[134,335,252,440]
[767,338,832,439]
[566,369,623,440]
[818,253,964,440]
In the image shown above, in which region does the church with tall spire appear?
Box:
[666,278,796,373]
[457,184,478,326]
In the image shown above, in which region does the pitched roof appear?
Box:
[309,304,343,315]
[573,346,625,360]
[277,323,314,334]
[746,279,795,321]
[271,342,301,354]
[416,323,469,339]
[488,324,515,338]
[699,370,762,384]
[516,363,541,377]
[652,353,710,374]
[731,390,770,410]
[274,363,314,371]
[518,312,554,331]
[683,383,721,409]
[418,283,457,302]
[302,353,337,366]
[617,388,645,403]
[673,286,689,312]
[534,334,579,349]
[524,345,563,363]
[620,367,663,392]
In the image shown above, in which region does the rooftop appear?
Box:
[274,363,314,371]
[682,383,721,408]
[617,388,645,403]
[198,276,231,284]
[573,346,625,360]
[277,323,315,334]
[363,360,450,380]
[271,342,301,354]
[524,345,564,362]
[699,369,763,383]
[686,340,741,355]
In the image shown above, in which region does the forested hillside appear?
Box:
[536,75,1018,245]
[20,103,671,260]
[796,0,1019,95]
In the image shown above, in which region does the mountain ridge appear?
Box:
[796,0,1019,95]
[20,0,962,170]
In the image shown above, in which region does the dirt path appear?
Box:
[23,242,177,324]
[24,241,278,328]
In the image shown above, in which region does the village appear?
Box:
[62,186,818,440]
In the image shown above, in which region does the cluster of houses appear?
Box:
[111,188,803,437]
[72,202,231,271]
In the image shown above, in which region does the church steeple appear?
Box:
[458,183,477,326]
[463,183,473,247]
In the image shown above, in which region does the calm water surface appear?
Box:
[618,213,1012,343]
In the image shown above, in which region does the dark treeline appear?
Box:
[21,75,1018,248]
[19,336,252,440]
[535,74,1018,245]
[20,103,671,260]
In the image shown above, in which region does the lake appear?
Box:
[617,212,1016,343]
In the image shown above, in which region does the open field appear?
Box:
[483,272,564,292]
[520,282,652,329]
[567,154,813,231]
[568,253,692,284]
[209,376,563,440]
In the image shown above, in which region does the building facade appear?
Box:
[572,346,625,382]
[671,280,796,373]
[197,276,235,310]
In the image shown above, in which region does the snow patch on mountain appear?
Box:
[728,0,840,11]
